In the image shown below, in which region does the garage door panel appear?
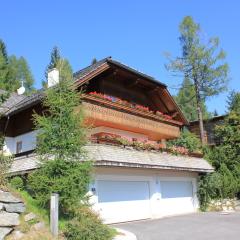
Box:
[97,180,151,223]
[161,181,193,199]
[160,180,194,215]
[98,180,149,203]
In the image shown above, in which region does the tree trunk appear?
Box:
[194,78,205,145]
[197,104,205,145]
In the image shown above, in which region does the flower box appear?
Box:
[88,92,173,121]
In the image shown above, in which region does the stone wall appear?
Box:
[0,190,25,240]
[208,199,236,212]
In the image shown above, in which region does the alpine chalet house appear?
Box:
[0,57,213,223]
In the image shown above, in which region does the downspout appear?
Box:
[3,115,10,136]
[1,114,10,150]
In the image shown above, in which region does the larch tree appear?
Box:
[166,16,229,144]
[175,77,211,121]
[8,56,35,93]
[0,39,35,93]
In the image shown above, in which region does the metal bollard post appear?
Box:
[50,193,59,237]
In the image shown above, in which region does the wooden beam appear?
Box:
[169,111,179,118]
[147,86,161,94]
[126,78,140,88]
[74,63,110,87]
[155,89,170,113]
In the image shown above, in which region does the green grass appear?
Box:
[13,189,50,225]
[12,188,70,231]
[11,188,117,237]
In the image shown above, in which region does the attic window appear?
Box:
[16,141,22,154]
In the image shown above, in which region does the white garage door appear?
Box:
[97,180,151,223]
[160,180,194,216]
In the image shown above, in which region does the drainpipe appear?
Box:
[3,115,10,136]
[1,115,10,150]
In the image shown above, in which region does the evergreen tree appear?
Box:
[213,110,218,116]
[227,91,240,114]
[0,40,8,63]
[28,57,92,213]
[45,46,61,77]
[91,58,97,65]
[43,46,61,87]
[175,78,210,121]
[198,111,240,208]
[167,16,229,144]
[8,56,34,93]
[0,39,9,87]
[0,39,34,93]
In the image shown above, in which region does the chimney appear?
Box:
[17,81,26,95]
[47,68,59,87]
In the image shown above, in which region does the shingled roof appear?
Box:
[1,57,186,124]
[3,90,44,116]
[9,143,214,175]
[0,91,26,115]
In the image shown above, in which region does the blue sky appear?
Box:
[0,1,239,114]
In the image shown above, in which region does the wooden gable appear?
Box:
[75,59,188,125]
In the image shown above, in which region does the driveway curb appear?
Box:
[113,227,137,240]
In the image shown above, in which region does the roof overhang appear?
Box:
[74,58,188,125]
[1,58,188,125]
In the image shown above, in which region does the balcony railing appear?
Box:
[82,93,183,126]
[81,95,181,140]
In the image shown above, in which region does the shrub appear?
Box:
[167,129,201,153]
[64,205,115,240]
[198,172,222,211]
[10,176,24,190]
[27,159,92,215]
[0,154,12,188]
[198,164,238,210]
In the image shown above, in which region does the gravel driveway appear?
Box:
[114,212,240,240]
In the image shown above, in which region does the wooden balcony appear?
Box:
[81,95,181,140]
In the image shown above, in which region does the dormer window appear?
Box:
[16,141,22,154]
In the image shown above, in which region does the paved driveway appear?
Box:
[114,212,240,240]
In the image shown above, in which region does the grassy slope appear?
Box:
[11,189,116,239]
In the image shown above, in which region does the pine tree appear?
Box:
[0,39,34,93]
[45,46,61,77]
[0,40,8,63]
[43,46,61,87]
[91,58,97,65]
[213,110,218,116]
[167,16,229,144]
[175,78,210,121]
[227,91,240,114]
[0,39,9,88]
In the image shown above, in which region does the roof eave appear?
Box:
[106,59,167,88]
[95,160,214,173]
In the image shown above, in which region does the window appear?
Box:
[16,141,22,154]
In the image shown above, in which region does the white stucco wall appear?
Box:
[4,127,149,155]
[4,130,38,155]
